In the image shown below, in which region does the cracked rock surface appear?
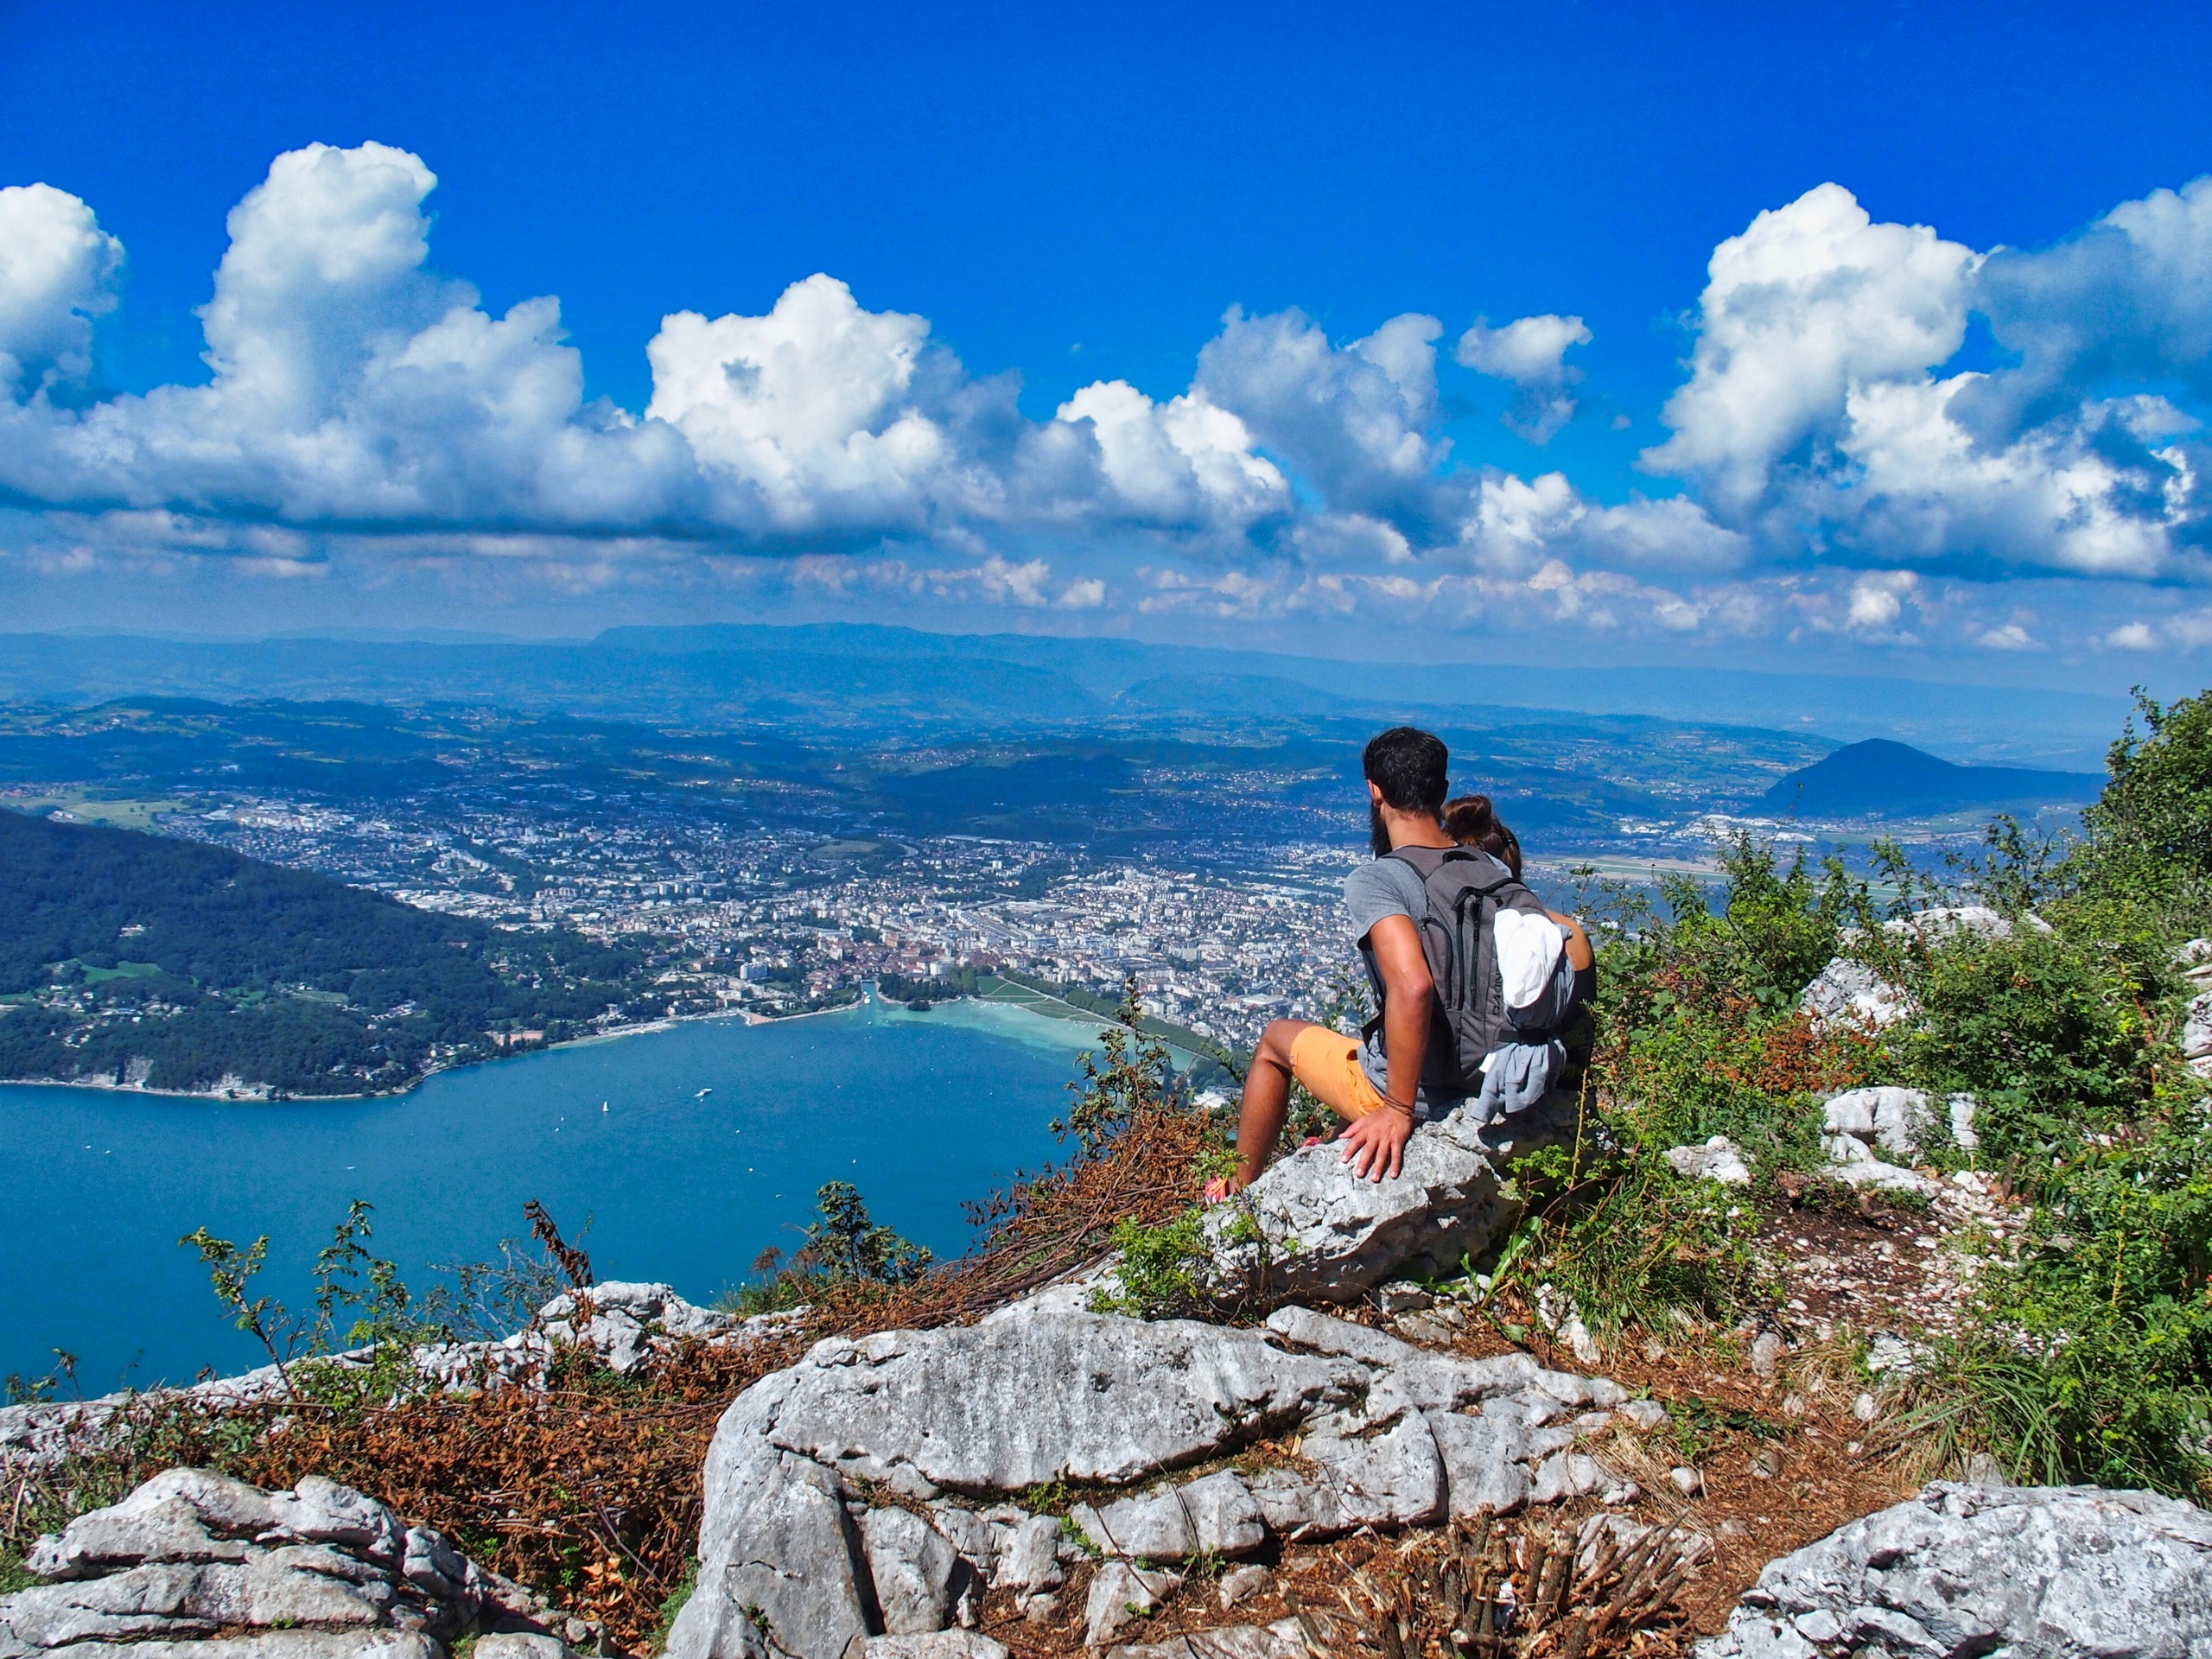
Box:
[1696,1480,2212,1659]
[1198,1091,1580,1307]
[0,1469,583,1659]
[666,1299,1651,1659]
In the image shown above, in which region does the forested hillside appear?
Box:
[0,809,644,1096]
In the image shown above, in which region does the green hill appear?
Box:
[0,809,643,1096]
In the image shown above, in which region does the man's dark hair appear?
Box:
[1363,726,1449,815]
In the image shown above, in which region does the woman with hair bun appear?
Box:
[1442,793,1522,877]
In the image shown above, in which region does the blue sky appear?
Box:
[3,0,2210,689]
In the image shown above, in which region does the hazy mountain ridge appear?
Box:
[0,624,2126,766]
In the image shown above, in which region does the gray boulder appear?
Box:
[1248,1376,1444,1534]
[861,1508,970,1636]
[1085,1562,1183,1647]
[2183,991,2212,1077]
[1800,958,1910,1033]
[1821,1135,1939,1196]
[860,1637,1008,1659]
[988,1515,1063,1598]
[673,1299,1655,1657]
[1697,1481,2212,1659]
[0,1470,575,1659]
[671,1307,1362,1659]
[537,1281,741,1376]
[1201,1092,1581,1306]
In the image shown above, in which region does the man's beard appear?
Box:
[1370,803,1393,857]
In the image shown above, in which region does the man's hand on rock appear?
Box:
[1338,1105,1413,1181]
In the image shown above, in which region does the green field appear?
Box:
[8,793,192,831]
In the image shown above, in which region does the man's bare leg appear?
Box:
[1233,1018,1322,1189]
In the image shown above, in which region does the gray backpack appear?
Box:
[1360,844,1551,1096]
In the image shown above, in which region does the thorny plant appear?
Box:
[1344,1510,1703,1659]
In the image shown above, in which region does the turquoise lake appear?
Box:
[0,996,1119,1393]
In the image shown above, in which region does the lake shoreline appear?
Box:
[0,995,880,1104]
[0,980,1206,1106]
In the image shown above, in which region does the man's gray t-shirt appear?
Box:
[1342,857,1465,1116]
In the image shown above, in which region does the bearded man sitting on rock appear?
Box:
[1229,724,1594,1191]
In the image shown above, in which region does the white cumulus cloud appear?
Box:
[1644,183,1980,511]
[0,183,124,396]
[1052,378,1287,530]
[1195,307,1448,524]
[1455,314,1591,442]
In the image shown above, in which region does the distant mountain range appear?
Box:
[1759,739,2103,818]
[0,623,2130,766]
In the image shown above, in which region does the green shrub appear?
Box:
[1899,927,2152,1142]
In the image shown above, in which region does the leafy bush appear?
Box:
[2075,687,2212,917]
[1899,926,2152,1140]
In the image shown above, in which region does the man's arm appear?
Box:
[1338,912,1430,1181]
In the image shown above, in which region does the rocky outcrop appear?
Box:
[1198,1090,1582,1306]
[665,1300,1655,1659]
[1697,1480,2212,1659]
[0,1469,588,1659]
[1800,907,2049,1035]
[1799,957,1910,1034]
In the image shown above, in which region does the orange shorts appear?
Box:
[1287,1025,1392,1121]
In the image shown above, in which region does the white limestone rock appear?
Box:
[859,1636,1007,1659]
[1799,958,1910,1033]
[861,1508,968,1637]
[1217,1565,1273,1610]
[1246,1376,1444,1534]
[3,1638,443,1659]
[1821,1087,1937,1155]
[1666,1136,1752,1185]
[537,1281,739,1375]
[1425,1408,1530,1516]
[2182,991,2212,1074]
[673,1438,871,1659]
[1821,1135,1939,1196]
[1946,1092,1980,1151]
[1071,1471,1265,1562]
[766,1309,1363,1494]
[474,1638,580,1659]
[988,1516,1064,1597]
[0,1470,570,1659]
[1696,1481,2212,1659]
[1084,1562,1183,1648]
